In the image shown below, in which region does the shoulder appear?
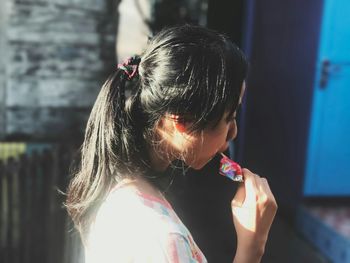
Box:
[85,186,207,262]
[86,186,181,243]
[94,186,183,234]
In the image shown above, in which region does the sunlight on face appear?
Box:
[177,82,246,169]
[152,82,246,171]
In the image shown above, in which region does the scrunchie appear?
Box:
[117,55,141,80]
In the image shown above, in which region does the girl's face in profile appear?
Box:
[154,83,245,171]
[183,111,238,169]
[183,83,245,169]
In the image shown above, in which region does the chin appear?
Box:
[189,158,214,170]
[190,164,205,170]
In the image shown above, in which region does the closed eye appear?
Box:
[226,114,236,123]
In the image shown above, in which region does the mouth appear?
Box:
[191,143,231,169]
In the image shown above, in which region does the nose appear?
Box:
[226,120,237,142]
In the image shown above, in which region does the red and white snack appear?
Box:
[219,153,244,182]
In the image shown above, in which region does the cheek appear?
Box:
[189,134,225,163]
[182,122,236,168]
[213,122,237,152]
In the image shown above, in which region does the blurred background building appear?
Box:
[0,0,118,141]
[1,0,349,262]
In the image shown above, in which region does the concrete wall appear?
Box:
[0,0,10,139]
[1,0,117,140]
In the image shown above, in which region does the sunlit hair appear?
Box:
[66,24,248,239]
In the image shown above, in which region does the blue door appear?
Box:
[304,0,350,195]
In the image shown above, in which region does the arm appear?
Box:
[231,168,278,263]
[233,243,264,263]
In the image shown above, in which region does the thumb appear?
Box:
[231,168,258,207]
[232,183,245,207]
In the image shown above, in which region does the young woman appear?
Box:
[66,24,277,263]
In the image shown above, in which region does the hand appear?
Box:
[231,168,277,263]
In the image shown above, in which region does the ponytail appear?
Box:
[66,57,147,239]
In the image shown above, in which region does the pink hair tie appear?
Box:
[117,55,141,80]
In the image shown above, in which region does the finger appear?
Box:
[258,177,278,208]
[241,168,259,205]
[260,178,277,204]
[232,183,245,207]
[232,168,260,207]
[258,177,273,197]
[232,168,252,205]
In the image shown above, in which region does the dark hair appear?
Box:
[66,24,248,239]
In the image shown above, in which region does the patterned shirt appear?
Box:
[85,183,207,263]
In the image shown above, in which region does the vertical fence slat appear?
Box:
[0,144,83,263]
[62,146,85,263]
[7,158,20,263]
[19,154,31,263]
[56,145,73,263]
[0,160,9,263]
[6,158,13,263]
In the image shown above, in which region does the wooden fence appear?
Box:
[0,144,84,263]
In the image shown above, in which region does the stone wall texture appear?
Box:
[1,0,117,140]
